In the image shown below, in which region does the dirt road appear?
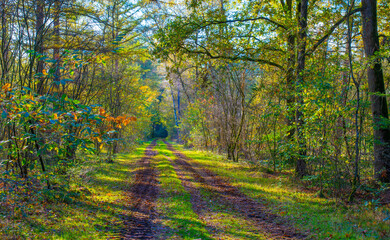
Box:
[164,141,305,240]
[121,140,159,240]
[121,140,305,239]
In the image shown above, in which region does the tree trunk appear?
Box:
[295,0,308,177]
[286,0,296,141]
[169,82,179,139]
[36,0,45,94]
[53,0,61,84]
[362,0,390,182]
[1,0,9,82]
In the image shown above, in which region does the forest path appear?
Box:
[121,140,159,240]
[164,141,306,240]
[161,144,220,238]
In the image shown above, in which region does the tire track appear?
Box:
[162,153,210,216]
[164,141,306,240]
[121,140,158,240]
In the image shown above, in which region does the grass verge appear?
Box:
[174,143,390,239]
[0,143,148,240]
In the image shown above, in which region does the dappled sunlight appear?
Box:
[175,144,389,239]
[159,141,302,239]
[1,0,390,238]
[154,144,212,240]
[0,145,144,239]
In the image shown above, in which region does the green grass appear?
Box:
[2,140,388,239]
[157,141,268,240]
[154,141,211,240]
[0,143,149,240]
[174,143,390,239]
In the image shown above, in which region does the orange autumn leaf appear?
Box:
[2,83,11,93]
[99,107,105,115]
[72,112,77,120]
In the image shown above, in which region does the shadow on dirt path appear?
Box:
[164,141,306,240]
[161,152,219,237]
[121,140,159,240]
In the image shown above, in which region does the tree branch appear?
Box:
[197,16,287,30]
[181,45,285,70]
[306,7,362,56]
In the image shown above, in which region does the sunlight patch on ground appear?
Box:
[175,144,389,239]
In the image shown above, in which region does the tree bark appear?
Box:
[285,0,296,141]
[295,0,308,177]
[36,0,45,94]
[0,0,9,82]
[53,0,61,84]
[362,0,390,182]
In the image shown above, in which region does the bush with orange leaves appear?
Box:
[92,107,135,151]
[0,84,136,180]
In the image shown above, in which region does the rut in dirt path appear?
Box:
[164,142,307,240]
[163,153,211,217]
[161,149,220,238]
[121,140,159,240]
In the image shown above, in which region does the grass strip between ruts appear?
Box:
[154,140,212,240]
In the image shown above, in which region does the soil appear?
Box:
[164,141,306,240]
[163,153,211,216]
[121,140,159,240]
[121,140,306,239]
[162,152,223,237]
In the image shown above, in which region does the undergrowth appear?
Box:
[0,143,148,239]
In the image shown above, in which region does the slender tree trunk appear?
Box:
[113,58,120,154]
[177,81,181,140]
[1,0,9,82]
[53,0,61,84]
[36,0,45,94]
[347,13,361,201]
[169,83,179,139]
[362,0,390,182]
[286,0,296,141]
[295,0,308,177]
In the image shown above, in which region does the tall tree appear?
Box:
[295,0,308,177]
[36,0,45,94]
[362,0,390,182]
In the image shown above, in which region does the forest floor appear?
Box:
[1,140,389,239]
